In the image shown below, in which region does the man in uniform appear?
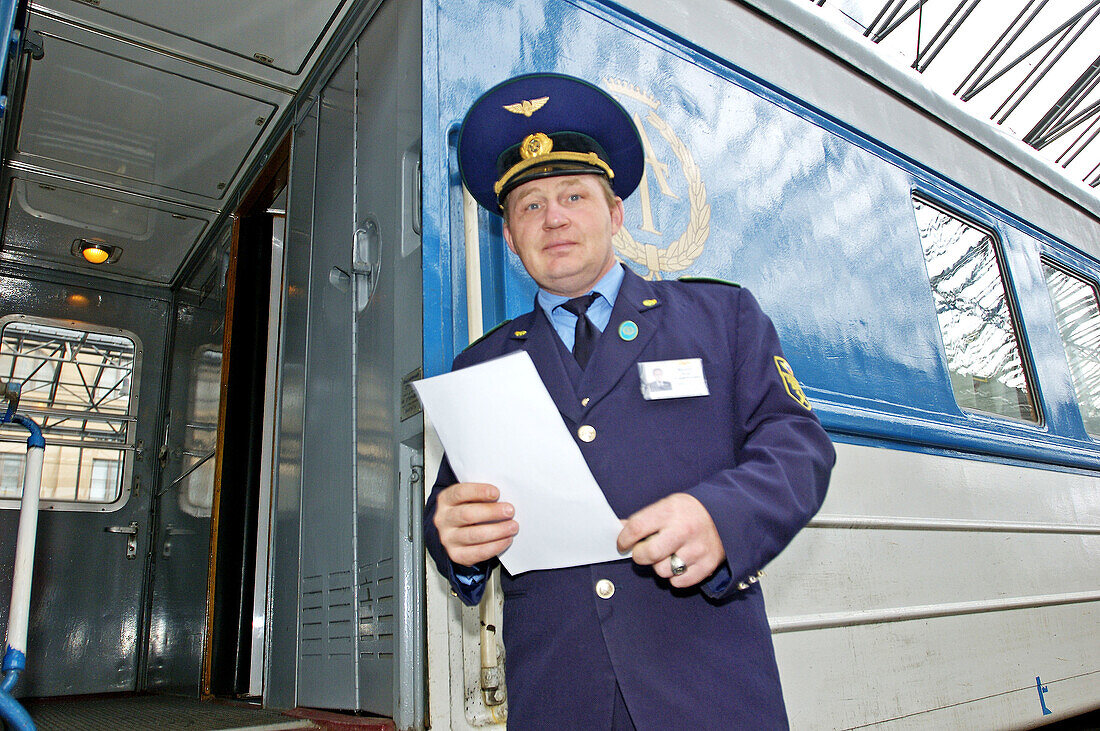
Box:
[424,73,835,729]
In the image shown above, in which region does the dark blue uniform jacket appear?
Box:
[424,267,835,729]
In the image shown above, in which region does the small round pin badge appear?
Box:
[618,320,638,341]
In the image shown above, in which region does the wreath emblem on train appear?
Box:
[604,79,710,280]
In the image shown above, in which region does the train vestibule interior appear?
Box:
[0,0,425,727]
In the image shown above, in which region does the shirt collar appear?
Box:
[537,262,625,317]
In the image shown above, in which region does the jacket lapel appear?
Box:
[509,306,584,425]
[580,268,662,405]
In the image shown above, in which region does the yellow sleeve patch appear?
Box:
[774,356,811,410]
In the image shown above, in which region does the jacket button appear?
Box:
[578,425,596,442]
[581,397,590,407]
[595,579,615,599]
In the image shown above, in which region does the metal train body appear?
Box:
[0,0,1096,729]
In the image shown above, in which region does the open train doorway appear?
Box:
[143,137,289,701]
[208,139,287,700]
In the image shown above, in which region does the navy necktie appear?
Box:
[561,293,601,368]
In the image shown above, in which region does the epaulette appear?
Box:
[462,319,512,352]
[677,276,741,287]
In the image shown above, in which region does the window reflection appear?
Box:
[913,198,1036,422]
[179,345,221,518]
[1042,262,1100,435]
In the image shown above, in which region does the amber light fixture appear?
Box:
[71,238,122,265]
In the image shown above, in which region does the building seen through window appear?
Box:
[0,317,137,505]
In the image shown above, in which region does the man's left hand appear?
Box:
[616,493,726,588]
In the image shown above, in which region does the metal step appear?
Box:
[22,693,318,731]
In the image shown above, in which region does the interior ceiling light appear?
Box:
[82,245,110,264]
[71,239,122,265]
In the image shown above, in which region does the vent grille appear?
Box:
[358,557,395,658]
[300,570,354,659]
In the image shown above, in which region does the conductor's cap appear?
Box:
[458,73,644,213]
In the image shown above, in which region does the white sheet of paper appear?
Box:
[413,351,626,574]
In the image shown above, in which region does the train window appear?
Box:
[1041,261,1100,435]
[0,317,138,507]
[912,197,1037,422]
[0,453,24,497]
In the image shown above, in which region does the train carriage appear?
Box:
[0,0,1096,729]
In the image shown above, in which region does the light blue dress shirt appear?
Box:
[536,263,625,351]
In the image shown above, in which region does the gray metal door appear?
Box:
[270,0,423,720]
[144,232,229,695]
[0,272,168,696]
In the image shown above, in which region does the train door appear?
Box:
[0,273,169,695]
[143,217,240,697]
[263,0,424,720]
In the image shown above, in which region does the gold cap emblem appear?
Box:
[520,133,553,160]
[502,96,549,117]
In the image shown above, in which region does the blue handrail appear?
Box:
[0,648,33,730]
[0,382,40,731]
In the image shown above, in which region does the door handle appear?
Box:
[162,524,195,559]
[104,522,139,560]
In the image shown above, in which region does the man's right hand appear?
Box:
[433,482,518,566]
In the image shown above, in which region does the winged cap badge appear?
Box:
[503,96,549,117]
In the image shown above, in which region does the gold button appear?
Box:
[581,397,590,407]
[578,425,596,442]
[595,579,615,599]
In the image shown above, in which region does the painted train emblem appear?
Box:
[604,78,710,280]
